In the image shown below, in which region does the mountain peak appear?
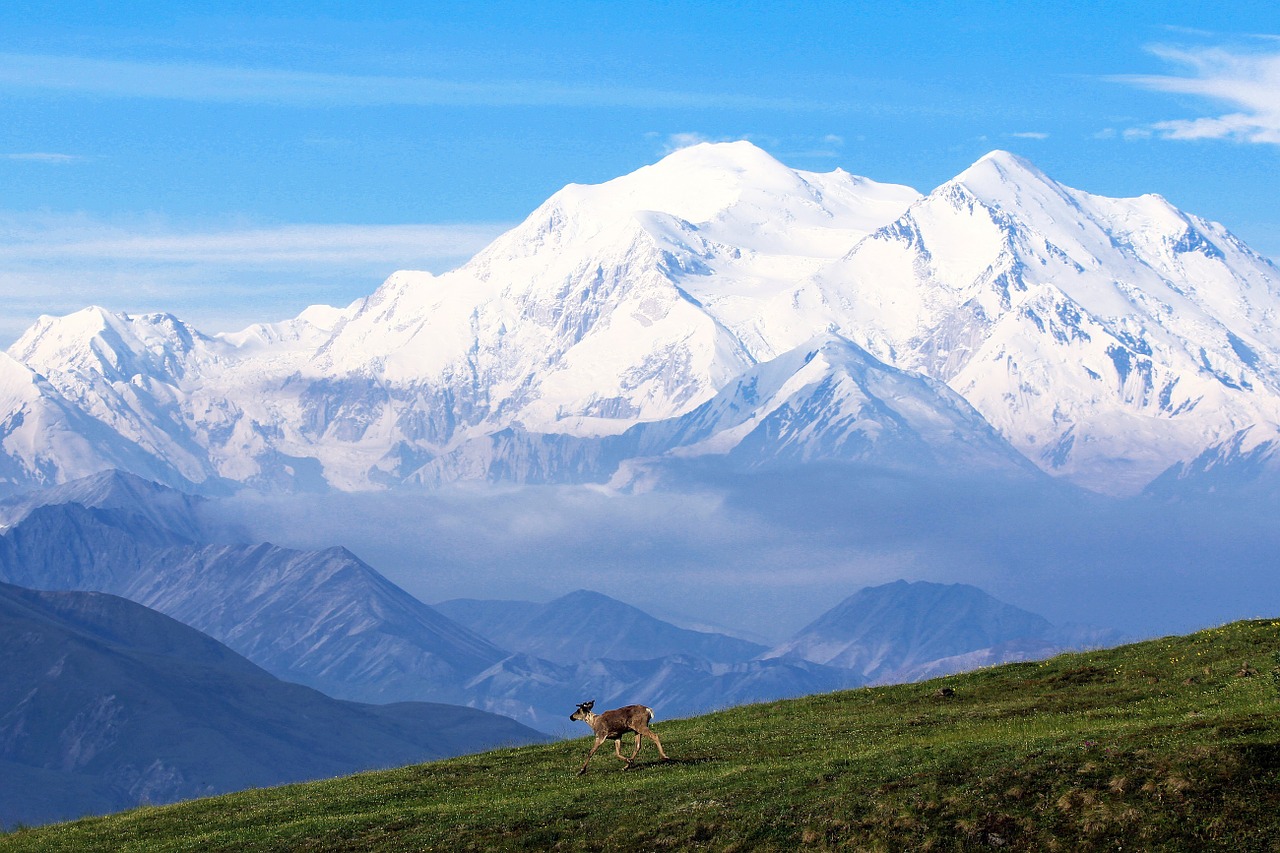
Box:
[0,469,207,541]
[976,149,1034,168]
[544,589,640,617]
[10,304,210,386]
[650,139,786,175]
[972,149,1045,175]
[950,149,1059,203]
[435,589,768,667]
[542,139,810,229]
[765,580,1055,680]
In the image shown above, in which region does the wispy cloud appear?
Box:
[0,220,506,266]
[658,131,721,153]
[1113,44,1280,144]
[650,131,847,162]
[0,214,509,344]
[1010,131,1049,140]
[0,52,832,112]
[4,152,84,163]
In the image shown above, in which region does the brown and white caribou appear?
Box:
[569,700,670,775]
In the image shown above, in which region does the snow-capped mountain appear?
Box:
[4,142,1279,495]
[406,333,1038,487]
[810,152,1280,492]
[1144,424,1280,499]
[0,351,191,493]
[619,333,1037,476]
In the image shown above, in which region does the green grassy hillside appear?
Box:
[4,619,1280,851]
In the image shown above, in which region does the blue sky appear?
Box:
[2,1,1278,342]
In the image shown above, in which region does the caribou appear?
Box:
[569,700,670,775]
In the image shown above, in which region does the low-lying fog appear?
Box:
[206,465,1280,644]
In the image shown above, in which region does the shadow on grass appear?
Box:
[623,756,715,772]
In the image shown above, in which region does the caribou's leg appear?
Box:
[613,737,630,765]
[578,735,606,775]
[628,730,644,761]
[635,723,670,761]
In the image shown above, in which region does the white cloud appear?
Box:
[0,214,508,344]
[0,52,830,112]
[4,152,83,163]
[1152,112,1280,142]
[0,220,505,266]
[654,132,846,162]
[660,131,718,153]
[1010,131,1049,140]
[1115,44,1280,144]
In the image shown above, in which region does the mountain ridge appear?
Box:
[4,142,1278,496]
[0,479,511,705]
[0,579,545,828]
[763,580,1060,682]
[0,472,1119,735]
[435,589,768,665]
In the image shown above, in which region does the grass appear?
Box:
[4,619,1280,851]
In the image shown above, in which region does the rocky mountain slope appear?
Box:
[1144,423,1280,499]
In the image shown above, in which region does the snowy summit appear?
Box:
[3,142,1279,497]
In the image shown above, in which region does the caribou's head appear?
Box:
[570,700,595,721]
